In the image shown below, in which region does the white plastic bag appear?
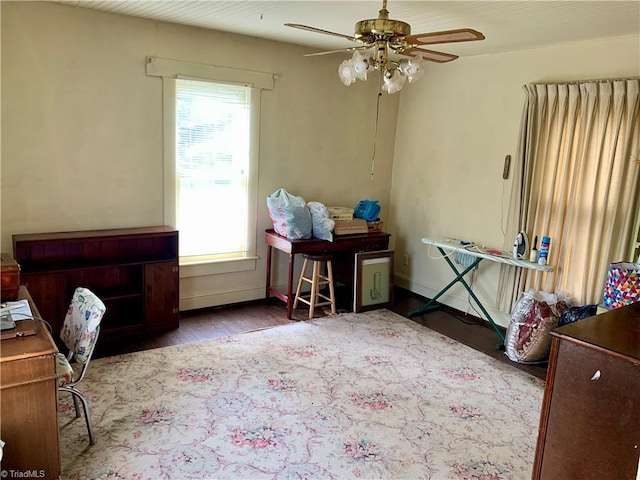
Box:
[266,189,312,240]
[307,202,335,242]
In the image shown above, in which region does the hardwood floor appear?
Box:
[95,287,548,380]
[397,290,548,380]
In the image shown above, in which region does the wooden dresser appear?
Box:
[1,287,60,479]
[533,302,640,480]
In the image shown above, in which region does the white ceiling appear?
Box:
[58,1,640,58]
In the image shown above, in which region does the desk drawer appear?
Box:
[357,237,390,252]
[1,354,56,387]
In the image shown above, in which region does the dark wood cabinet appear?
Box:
[533,302,640,480]
[145,261,180,332]
[13,226,179,346]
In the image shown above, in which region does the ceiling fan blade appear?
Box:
[284,23,359,43]
[406,28,485,46]
[304,46,371,57]
[401,47,458,63]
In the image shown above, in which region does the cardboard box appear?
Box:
[328,206,354,221]
[1,253,20,301]
[367,221,383,232]
[334,219,369,235]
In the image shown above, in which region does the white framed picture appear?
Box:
[354,250,394,312]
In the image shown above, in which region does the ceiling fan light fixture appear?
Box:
[381,67,406,94]
[338,51,371,86]
[351,51,370,81]
[338,51,416,93]
[338,59,358,86]
[286,0,484,94]
[399,58,425,83]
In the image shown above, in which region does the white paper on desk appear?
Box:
[2,299,33,321]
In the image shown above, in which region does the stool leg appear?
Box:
[293,259,309,310]
[309,260,320,319]
[326,260,336,314]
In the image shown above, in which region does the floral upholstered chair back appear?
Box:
[56,287,106,445]
[60,287,106,365]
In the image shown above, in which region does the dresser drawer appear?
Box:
[538,338,640,479]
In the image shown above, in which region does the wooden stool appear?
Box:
[293,253,336,319]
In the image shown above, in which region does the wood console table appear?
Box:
[265,229,391,318]
[533,302,640,479]
[13,226,179,351]
[1,286,60,479]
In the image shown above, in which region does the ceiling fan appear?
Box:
[285,0,485,93]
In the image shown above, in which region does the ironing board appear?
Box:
[408,237,554,345]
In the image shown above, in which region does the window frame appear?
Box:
[147,57,274,277]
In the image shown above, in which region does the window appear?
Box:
[175,79,251,261]
[146,56,274,275]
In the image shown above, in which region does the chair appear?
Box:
[293,253,337,319]
[55,287,106,445]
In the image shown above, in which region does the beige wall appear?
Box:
[390,35,640,327]
[3,2,638,320]
[1,2,399,309]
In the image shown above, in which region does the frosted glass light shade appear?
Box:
[351,51,369,81]
[381,68,406,94]
[399,58,425,83]
[338,60,357,86]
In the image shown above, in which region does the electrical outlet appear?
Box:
[403,254,409,266]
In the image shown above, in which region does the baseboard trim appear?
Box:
[180,286,266,311]
[391,285,504,332]
[394,273,511,329]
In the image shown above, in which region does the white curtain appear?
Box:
[498,79,640,312]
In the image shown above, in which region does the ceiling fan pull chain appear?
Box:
[371,84,383,179]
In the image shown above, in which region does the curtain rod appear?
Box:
[528,76,640,86]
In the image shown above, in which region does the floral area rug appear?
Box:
[59,309,544,480]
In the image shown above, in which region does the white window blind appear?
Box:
[176,79,251,260]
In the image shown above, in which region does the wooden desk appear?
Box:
[1,286,60,479]
[265,229,391,318]
[533,302,640,479]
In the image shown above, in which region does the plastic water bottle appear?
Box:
[538,236,551,266]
